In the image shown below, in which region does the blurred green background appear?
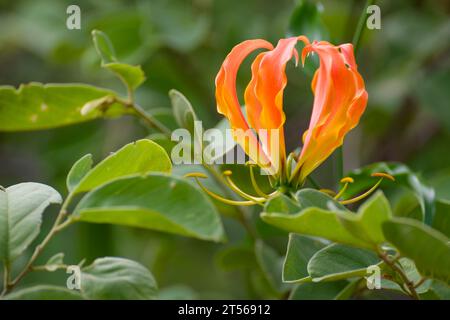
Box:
[0,0,449,298]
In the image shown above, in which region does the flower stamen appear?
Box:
[222,170,266,204]
[184,173,258,206]
[339,172,395,205]
[334,176,354,200]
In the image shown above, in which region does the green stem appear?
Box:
[1,193,76,296]
[1,262,10,296]
[333,0,375,185]
[352,0,376,54]
[378,250,419,300]
[307,176,321,189]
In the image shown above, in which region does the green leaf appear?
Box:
[345,162,435,225]
[307,244,380,282]
[169,89,198,132]
[43,253,65,272]
[283,234,325,283]
[0,183,62,263]
[261,190,368,249]
[295,188,348,211]
[287,0,328,41]
[74,173,225,242]
[91,29,117,63]
[157,285,198,300]
[216,245,257,271]
[254,240,287,294]
[0,83,124,132]
[73,139,171,194]
[287,0,327,76]
[66,154,93,193]
[383,218,450,282]
[92,29,145,91]
[337,191,392,248]
[426,280,450,300]
[4,285,82,300]
[264,194,301,215]
[103,62,146,91]
[434,199,450,238]
[289,280,350,300]
[80,257,157,300]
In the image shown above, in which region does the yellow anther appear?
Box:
[340,177,354,184]
[371,172,395,181]
[223,170,233,176]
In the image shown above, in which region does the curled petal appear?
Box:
[215,40,275,171]
[244,36,309,175]
[294,41,368,183]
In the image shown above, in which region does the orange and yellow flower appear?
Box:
[215,35,368,185]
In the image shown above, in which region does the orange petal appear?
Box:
[295,41,368,183]
[215,39,275,172]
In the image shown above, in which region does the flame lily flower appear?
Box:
[215,35,368,186]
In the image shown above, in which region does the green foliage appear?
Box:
[288,0,328,41]
[0,183,61,263]
[72,139,172,194]
[344,162,436,225]
[307,244,380,282]
[92,30,145,91]
[66,154,93,193]
[383,218,450,282]
[74,174,225,242]
[4,285,83,300]
[283,234,325,283]
[0,83,124,131]
[0,0,448,301]
[289,281,352,300]
[261,189,368,249]
[80,257,157,300]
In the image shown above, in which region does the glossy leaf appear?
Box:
[383,218,450,282]
[307,244,380,282]
[74,174,225,242]
[66,154,93,192]
[0,183,62,263]
[73,139,171,194]
[0,83,124,131]
[80,257,157,300]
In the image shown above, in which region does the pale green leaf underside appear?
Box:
[80,257,157,300]
[0,183,62,263]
